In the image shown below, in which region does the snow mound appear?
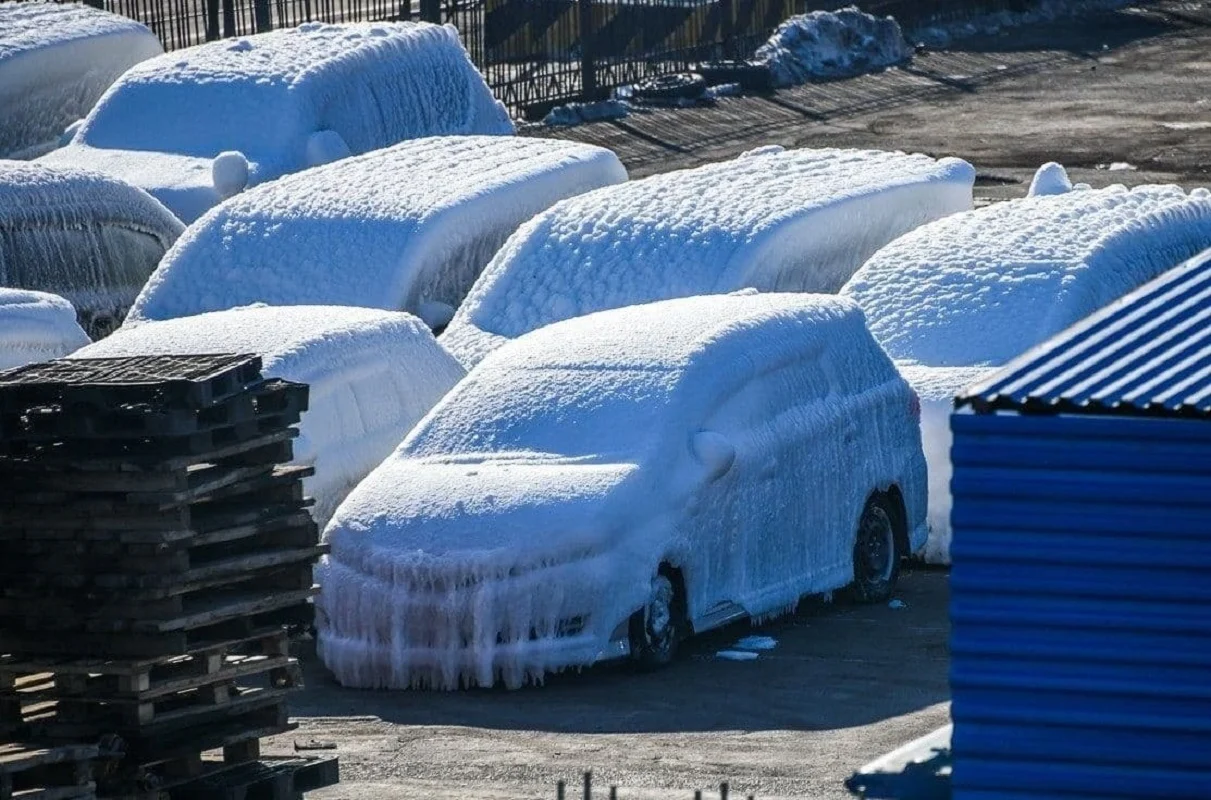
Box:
[756,6,910,88]
[543,99,630,126]
[843,184,1211,368]
[0,288,90,371]
[126,136,626,326]
[318,292,927,690]
[39,22,513,223]
[0,160,184,339]
[442,147,974,367]
[72,305,465,526]
[1027,162,1071,197]
[0,2,161,159]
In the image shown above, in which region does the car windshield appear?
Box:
[406,364,678,461]
[79,78,302,158]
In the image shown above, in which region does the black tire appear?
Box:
[845,494,904,604]
[629,573,686,669]
[632,73,708,102]
[694,59,774,92]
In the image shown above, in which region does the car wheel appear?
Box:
[630,574,682,669]
[845,495,902,604]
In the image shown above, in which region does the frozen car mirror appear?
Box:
[306,130,351,168]
[691,430,735,481]
[212,151,249,199]
[59,119,84,147]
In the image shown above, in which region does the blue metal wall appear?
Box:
[949,410,1211,799]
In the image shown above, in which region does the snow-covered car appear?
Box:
[317,292,928,690]
[40,22,514,224]
[125,136,626,330]
[72,304,465,526]
[841,171,1211,564]
[0,288,89,371]
[0,161,184,339]
[0,2,161,159]
[440,146,974,367]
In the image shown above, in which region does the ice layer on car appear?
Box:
[126,136,627,327]
[72,304,465,526]
[440,146,975,367]
[318,292,927,690]
[0,288,90,371]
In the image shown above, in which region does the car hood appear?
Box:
[39,144,266,224]
[324,458,644,581]
[897,363,999,408]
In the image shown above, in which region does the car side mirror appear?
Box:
[212,150,249,199]
[690,430,735,481]
[59,119,83,147]
[306,130,351,168]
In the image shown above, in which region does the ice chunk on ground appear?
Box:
[543,99,630,126]
[0,2,161,159]
[72,305,464,526]
[888,599,907,609]
[844,184,1211,562]
[39,22,514,222]
[1027,162,1072,197]
[0,161,184,339]
[0,288,89,371]
[735,636,778,651]
[716,650,760,661]
[756,6,910,88]
[318,292,928,690]
[126,136,625,327]
[441,147,974,368]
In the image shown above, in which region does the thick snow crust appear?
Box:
[441,147,974,367]
[843,182,1211,564]
[0,2,161,160]
[0,288,89,371]
[39,22,514,223]
[126,137,626,326]
[756,7,910,88]
[0,160,184,338]
[318,292,928,690]
[72,305,465,526]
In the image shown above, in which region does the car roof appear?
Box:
[0,161,183,242]
[0,2,153,63]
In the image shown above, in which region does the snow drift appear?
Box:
[72,305,465,526]
[843,180,1211,563]
[441,146,974,367]
[318,292,927,690]
[756,6,910,88]
[0,160,185,339]
[39,22,514,223]
[0,288,90,371]
[0,2,161,160]
[126,136,627,327]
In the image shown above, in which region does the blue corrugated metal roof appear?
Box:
[957,246,1211,418]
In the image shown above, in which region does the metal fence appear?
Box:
[65,0,1011,118]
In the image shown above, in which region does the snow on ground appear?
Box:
[843,177,1211,563]
[126,137,626,328]
[543,99,630,127]
[441,146,973,368]
[0,2,161,160]
[756,7,910,88]
[72,305,465,527]
[0,288,89,371]
[716,650,760,661]
[39,22,513,223]
[0,160,184,339]
[911,0,1133,48]
[735,635,778,651]
[318,292,927,690]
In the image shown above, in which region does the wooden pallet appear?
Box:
[165,756,338,800]
[0,743,97,800]
[0,428,300,473]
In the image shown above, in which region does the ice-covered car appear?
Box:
[40,22,514,223]
[0,2,162,159]
[126,136,626,330]
[440,145,974,367]
[72,304,465,526]
[0,288,89,371]
[841,173,1211,564]
[0,161,184,339]
[317,291,928,690]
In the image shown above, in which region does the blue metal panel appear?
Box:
[949,410,1211,799]
[957,247,1211,418]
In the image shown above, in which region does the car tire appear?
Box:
[632,73,708,102]
[845,494,903,604]
[630,573,684,670]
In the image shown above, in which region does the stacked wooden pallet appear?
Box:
[0,355,335,798]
